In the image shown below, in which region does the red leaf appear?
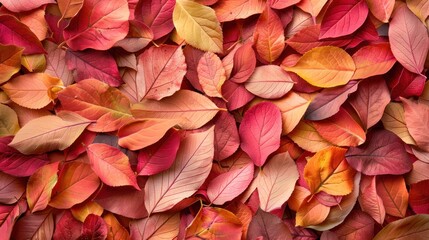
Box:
[348,77,391,130]
[53,210,83,240]
[247,209,292,239]
[319,0,369,39]
[351,43,396,80]
[332,210,375,240]
[63,0,130,51]
[230,42,256,84]
[345,130,412,175]
[136,45,186,100]
[0,136,49,177]
[26,162,59,213]
[66,50,123,87]
[135,0,175,39]
[253,5,285,63]
[137,130,180,176]
[0,199,27,239]
[389,3,429,74]
[12,210,54,240]
[305,81,359,121]
[239,102,282,166]
[409,179,429,214]
[221,79,255,111]
[0,15,45,54]
[0,172,25,204]
[388,65,426,100]
[87,143,139,190]
[376,175,409,218]
[214,111,240,161]
[78,214,108,240]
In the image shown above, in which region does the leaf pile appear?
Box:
[0,0,429,239]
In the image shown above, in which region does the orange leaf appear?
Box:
[253,6,285,63]
[213,0,265,22]
[296,195,330,227]
[132,90,220,130]
[304,146,356,196]
[104,213,130,240]
[71,201,104,222]
[0,44,23,84]
[351,43,396,79]
[296,0,329,17]
[197,51,226,98]
[244,65,294,99]
[130,213,179,240]
[58,0,84,19]
[9,111,91,154]
[313,107,366,147]
[87,143,140,190]
[49,162,100,209]
[271,91,310,134]
[288,120,333,152]
[26,162,59,213]
[144,127,214,214]
[358,175,385,224]
[376,175,408,218]
[374,214,429,240]
[366,0,394,22]
[285,46,356,88]
[57,78,134,132]
[1,73,63,109]
[118,119,179,151]
[0,104,19,137]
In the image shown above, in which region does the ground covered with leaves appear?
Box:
[0,0,428,239]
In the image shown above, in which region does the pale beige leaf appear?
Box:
[288,120,333,152]
[381,102,416,145]
[0,104,19,136]
[271,91,310,134]
[197,52,226,98]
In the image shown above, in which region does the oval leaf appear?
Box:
[26,162,59,213]
[374,214,429,240]
[376,175,408,218]
[197,51,226,98]
[351,43,396,80]
[130,213,180,240]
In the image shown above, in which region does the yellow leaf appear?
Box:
[0,104,19,136]
[285,46,356,88]
[288,120,333,152]
[304,146,356,196]
[173,0,223,53]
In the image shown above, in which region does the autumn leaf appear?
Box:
[366,0,394,22]
[57,0,84,19]
[213,0,265,22]
[374,215,429,240]
[134,0,175,40]
[130,213,179,240]
[351,43,396,80]
[26,162,59,213]
[197,51,226,98]
[0,172,25,205]
[271,91,310,134]
[376,175,408,218]
[0,44,23,84]
[304,146,356,196]
[0,104,19,137]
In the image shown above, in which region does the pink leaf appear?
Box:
[0,0,55,12]
[78,214,108,240]
[0,199,27,239]
[239,102,282,166]
[136,45,186,100]
[247,209,292,239]
[135,0,175,39]
[0,172,25,204]
[230,42,256,84]
[345,130,412,175]
[389,4,429,74]
[207,160,254,205]
[137,130,180,176]
[402,98,429,151]
[53,210,83,240]
[222,80,255,111]
[66,50,123,87]
[319,0,369,39]
[214,111,240,161]
[358,175,385,224]
[244,65,294,99]
[0,136,49,177]
[63,0,130,51]
[130,213,180,240]
[87,143,140,190]
[45,41,74,87]
[351,43,396,80]
[258,152,299,212]
[144,127,214,214]
[197,51,226,98]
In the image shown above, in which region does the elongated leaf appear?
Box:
[402,98,429,151]
[207,160,254,205]
[26,162,59,213]
[186,207,242,240]
[313,107,366,147]
[0,15,45,54]
[214,111,240,161]
[376,175,408,218]
[305,81,359,120]
[258,152,299,212]
[132,90,220,130]
[0,104,19,137]
[381,102,416,145]
[87,143,139,190]
[389,4,429,74]
[63,0,129,51]
[144,127,214,214]
[239,102,282,166]
[118,119,178,151]
[254,6,285,63]
[9,111,91,155]
[366,0,394,22]
[58,0,84,19]
[351,43,396,80]
[230,42,256,83]
[173,0,223,53]
[57,79,134,132]
[136,45,186,100]
[285,46,356,88]
[0,172,25,204]
[345,130,412,175]
[198,51,226,98]
[44,41,74,87]
[49,162,100,209]
[0,44,22,84]
[0,199,27,239]
[349,77,391,130]
[66,50,123,87]
[374,214,429,240]
[304,146,355,196]
[358,175,385,224]
[11,210,54,240]
[130,213,180,240]
[135,0,175,39]
[1,73,63,109]
[319,0,369,39]
[244,65,294,99]
[289,120,333,152]
[248,209,292,239]
[213,0,265,22]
